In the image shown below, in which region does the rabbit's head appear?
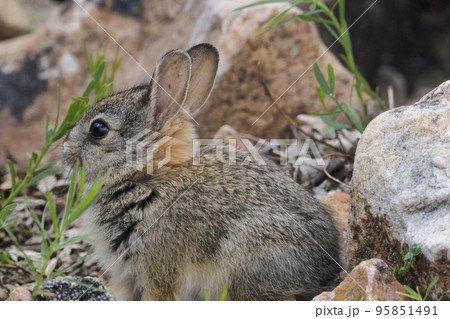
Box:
[63,43,219,182]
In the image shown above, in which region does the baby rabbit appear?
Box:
[63,43,341,300]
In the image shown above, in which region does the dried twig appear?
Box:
[321,153,351,188]
[334,130,347,154]
[322,152,350,160]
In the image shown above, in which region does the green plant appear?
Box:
[397,277,443,301]
[174,287,228,301]
[235,0,387,133]
[84,42,122,99]
[0,44,121,299]
[392,243,421,283]
[205,287,228,301]
[0,251,14,265]
[4,163,109,299]
[0,54,114,218]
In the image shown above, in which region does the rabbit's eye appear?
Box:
[89,120,109,139]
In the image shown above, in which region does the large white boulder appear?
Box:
[348,80,450,300]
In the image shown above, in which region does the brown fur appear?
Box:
[64,44,341,300]
[153,115,196,173]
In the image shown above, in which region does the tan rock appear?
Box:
[320,192,350,266]
[0,0,57,40]
[313,258,409,301]
[312,291,332,301]
[0,287,9,301]
[0,0,29,39]
[6,287,32,301]
[195,1,359,140]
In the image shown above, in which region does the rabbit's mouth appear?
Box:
[62,141,82,169]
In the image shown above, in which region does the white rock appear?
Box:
[60,52,79,76]
[348,80,450,300]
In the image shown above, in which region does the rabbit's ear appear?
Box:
[149,50,191,129]
[184,43,219,114]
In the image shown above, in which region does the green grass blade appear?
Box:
[110,46,122,92]
[343,103,364,132]
[264,7,290,29]
[84,44,93,75]
[56,248,93,275]
[396,291,418,301]
[52,97,89,141]
[258,15,299,35]
[403,285,419,296]
[339,0,347,30]
[46,189,59,235]
[328,64,335,94]
[313,62,331,96]
[40,233,49,258]
[320,116,351,130]
[62,161,79,229]
[339,53,350,68]
[54,235,91,251]
[75,164,87,206]
[3,227,37,275]
[0,204,16,227]
[26,205,43,233]
[54,85,61,131]
[204,288,211,301]
[7,160,17,191]
[297,14,332,25]
[36,162,57,173]
[30,152,38,166]
[415,286,424,301]
[308,110,341,116]
[219,287,228,301]
[314,86,326,109]
[330,0,339,13]
[25,167,63,188]
[83,62,106,98]
[424,277,439,301]
[234,0,296,12]
[323,22,339,40]
[405,285,421,300]
[65,171,109,228]
[45,114,50,139]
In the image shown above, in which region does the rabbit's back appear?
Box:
[90,145,341,300]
